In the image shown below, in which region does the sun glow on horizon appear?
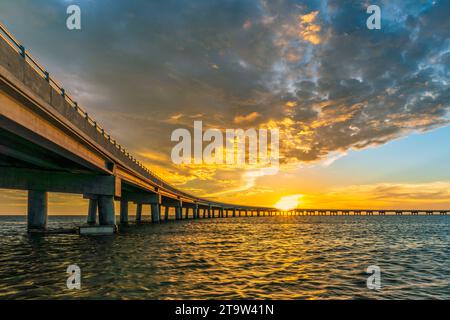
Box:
[274,194,303,211]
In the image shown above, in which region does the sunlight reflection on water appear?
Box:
[0,216,449,299]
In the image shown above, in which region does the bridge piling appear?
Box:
[120,200,128,224]
[136,203,142,222]
[87,198,98,225]
[164,206,169,221]
[194,205,199,219]
[151,204,160,223]
[175,206,182,220]
[98,195,115,226]
[27,190,48,231]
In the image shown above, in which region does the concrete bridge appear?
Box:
[0,24,448,234]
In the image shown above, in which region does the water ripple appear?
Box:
[0,216,449,299]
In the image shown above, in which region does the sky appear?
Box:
[0,0,449,214]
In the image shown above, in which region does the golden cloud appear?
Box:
[298,11,322,45]
[233,111,262,124]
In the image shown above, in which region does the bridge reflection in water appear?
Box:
[0,24,448,234]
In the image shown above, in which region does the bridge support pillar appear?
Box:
[151,204,160,223]
[185,207,189,219]
[136,203,143,222]
[175,206,182,220]
[120,200,129,224]
[194,205,199,219]
[98,195,115,226]
[207,207,211,218]
[164,206,169,221]
[87,198,98,225]
[232,209,236,217]
[27,190,48,231]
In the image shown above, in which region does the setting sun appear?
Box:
[274,194,303,211]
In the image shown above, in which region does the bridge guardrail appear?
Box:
[0,24,168,182]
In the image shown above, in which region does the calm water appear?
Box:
[0,216,449,299]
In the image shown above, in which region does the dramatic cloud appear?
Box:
[260,0,450,164]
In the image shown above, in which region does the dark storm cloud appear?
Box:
[260,0,450,162]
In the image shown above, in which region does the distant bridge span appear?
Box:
[0,24,447,234]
